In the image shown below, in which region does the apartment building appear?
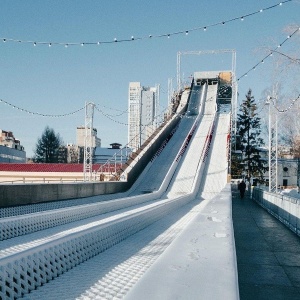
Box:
[128,82,159,151]
[0,129,26,163]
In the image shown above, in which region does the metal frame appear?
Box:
[155,84,160,128]
[176,49,236,91]
[176,49,237,177]
[267,96,278,193]
[84,101,95,181]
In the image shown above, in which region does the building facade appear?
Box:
[93,143,132,164]
[76,126,101,148]
[128,82,160,151]
[0,129,26,163]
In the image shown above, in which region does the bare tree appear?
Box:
[261,24,300,157]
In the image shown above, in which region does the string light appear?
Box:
[237,25,299,81]
[95,105,128,117]
[0,98,138,120]
[95,105,129,125]
[270,94,300,113]
[95,104,170,127]
[0,98,85,117]
[0,1,291,48]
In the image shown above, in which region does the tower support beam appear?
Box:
[84,102,95,181]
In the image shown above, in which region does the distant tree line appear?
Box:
[33,126,84,163]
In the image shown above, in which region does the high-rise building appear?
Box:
[76,126,101,148]
[128,82,159,151]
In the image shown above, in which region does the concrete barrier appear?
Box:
[0,181,129,208]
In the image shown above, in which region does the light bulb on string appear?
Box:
[131,36,134,40]
[0,1,294,49]
[48,43,52,47]
[3,39,6,42]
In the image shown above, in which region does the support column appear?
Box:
[84,101,95,181]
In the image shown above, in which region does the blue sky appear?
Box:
[0,0,299,157]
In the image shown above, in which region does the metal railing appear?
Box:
[0,178,85,184]
[252,187,300,236]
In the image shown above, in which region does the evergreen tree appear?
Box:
[34,126,63,163]
[236,89,267,182]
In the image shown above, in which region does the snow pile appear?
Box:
[280,188,300,199]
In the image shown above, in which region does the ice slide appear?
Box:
[0,78,233,299]
[199,105,231,200]
[127,83,207,196]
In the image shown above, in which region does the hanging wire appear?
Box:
[0,98,85,117]
[271,93,300,113]
[1,23,298,118]
[0,1,291,48]
[95,105,129,125]
[95,105,128,117]
[270,49,300,64]
[0,98,129,119]
[101,104,129,113]
[237,26,300,81]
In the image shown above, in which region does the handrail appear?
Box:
[118,111,183,181]
[0,178,85,185]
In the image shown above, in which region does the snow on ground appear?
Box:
[280,188,300,199]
